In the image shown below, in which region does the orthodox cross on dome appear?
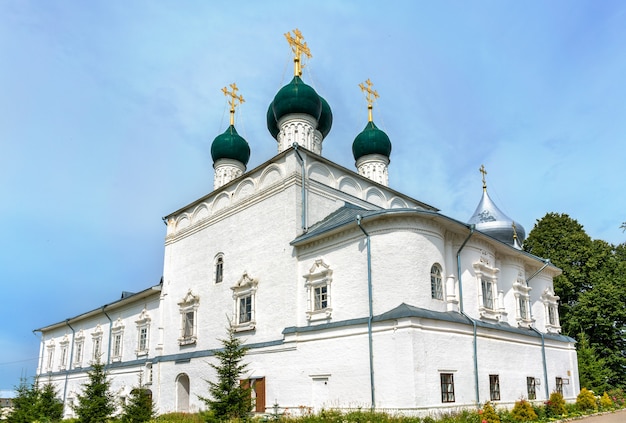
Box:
[359,78,379,122]
[222,83,245,126]
[479,164,488,191]
[512,222,519,241]
[284,28,311,77]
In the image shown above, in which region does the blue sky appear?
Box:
[1,1,625,389]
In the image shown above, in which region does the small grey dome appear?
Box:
[468,189,525,247]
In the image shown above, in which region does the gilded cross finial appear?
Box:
[479,164,488,191]
[512,222,518,240]
[284,28,311,77]
[222,83,245,126]
[359,79,379,122]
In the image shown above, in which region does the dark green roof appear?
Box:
[266,76,332,140]
[210,125,250,165]
[352,121,391,160]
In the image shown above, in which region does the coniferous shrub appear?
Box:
[121,383,156,423]
[510,399,538,422]
[73,360,116,423]
[599,392,614,410]
[545,391,566,417]
[576,387,598,412]
[480,401,500,423]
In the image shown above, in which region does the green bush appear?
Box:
[599,392,614,410]
[510,399,537,422]
[545,391,566,417]
[607,388,625,408]
[576,387,598,412]
[480,402,500,423]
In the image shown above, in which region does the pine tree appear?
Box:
[199,324,251,420]
[121,378,156,423]
[73,360,116,423]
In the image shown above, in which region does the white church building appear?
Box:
[34,31,579,418]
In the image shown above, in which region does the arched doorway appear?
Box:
[176,373,190,412]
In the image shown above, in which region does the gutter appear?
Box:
[63,320,76,413]
[527,259,551,400]
[293,143,308,233]
[356,215,375,410]
[102,306,112,365]
[32,330,44,384]
[456,225,479,407]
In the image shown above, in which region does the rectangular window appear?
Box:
[75,342,83,365]
[489,374,501,401]
[113,334,122,358]
[527,377,536,400]
[138,327,148,352]
[47,349,54,371]
[93,338,102,360]
[239,296,252,323]
[548,306,556,325]
[183,311,194,338]
[482,279,494,309]
[519,297,528,320]
[556,377,563,395]
[314,285,328,310]
[440,373,455,403]
[60,346,68,368]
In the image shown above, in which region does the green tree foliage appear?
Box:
[199,324,251,420]
[545,391,566,418]
[121,380,156,423]
[73,360,116,423]
[7,378,63,423]
[524,213,626,389]
[576,332,612,393]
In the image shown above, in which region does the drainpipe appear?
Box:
[527,259,551,400]
[102,306,112,365]
[293,143,307,233]
[63,320,76,412]
[356,215,375,410]
[456,225,479,407]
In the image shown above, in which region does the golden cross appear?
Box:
[359,79,379,122]
[512,222,518,240]
[479,164,488,191]
[284,28,311,77]
[221,83,245,126]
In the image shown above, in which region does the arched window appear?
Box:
[176,373,190,412]
[430,264,443,300]
[215,254,224,284]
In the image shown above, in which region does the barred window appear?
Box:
[489,374,500,401]
[431,264,443,300]
[440,373,455,403]
[527,377,536,400]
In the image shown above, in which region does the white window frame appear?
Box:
[541,287,561,333]
[231,272,258,332]
[304,259,333,321]
[111,318,124,362]
[473,262,501,320]
[46,341,55,372]
[135,308,151,356]
[431,263,444,300]
[178,290,199,345]
[74,330,84,368]
[144,362,153,385]
[59,335,69,370]
[513,275,534,327]
[92,324,104,362]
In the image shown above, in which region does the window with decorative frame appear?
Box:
[46,341,55,372]
[527,377,537,400]
[178,290,199,345]
[440,373,455,403]
[231,272,258,331]
[513,273,533,327]
[473,262,501,320]
[214,253,224,284]
[59,335,69,370]
[304,259,333,321]
[489,374,501,401]
[135,308,151,356]
[431,264,444,300]
[73,330,84,368]
[144,362,153,385]
[92,324,103,362]
[541,287,561,333]
[111,318,124,362]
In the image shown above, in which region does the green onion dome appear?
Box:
[352,121,392,160]
[318,96,333,138]
[266,76,332,139]
[211,125,250,166]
